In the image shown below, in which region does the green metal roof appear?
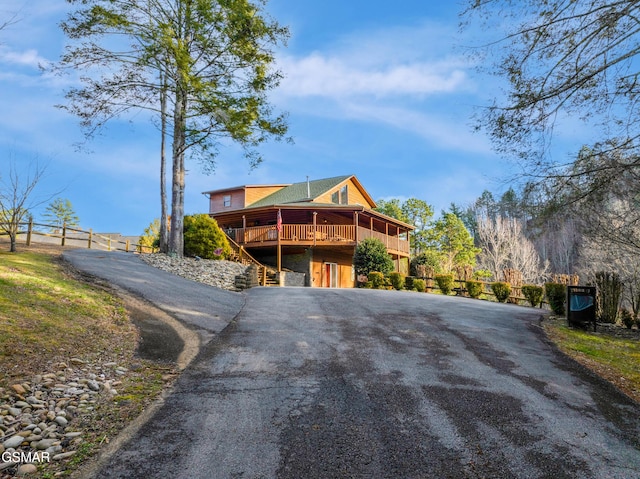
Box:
[248,175,352,207]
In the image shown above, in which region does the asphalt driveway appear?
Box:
[63,250,640,478]
[63,249,244,343]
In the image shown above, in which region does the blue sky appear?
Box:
[0,1,573,235]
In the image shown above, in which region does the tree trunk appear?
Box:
[168,87,187,257]
[159,69,169,254]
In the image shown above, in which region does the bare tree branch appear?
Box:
[0,159,57,252]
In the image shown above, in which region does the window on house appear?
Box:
[223,195,231,207]
[331,185,349,205]
[340,185,348,205]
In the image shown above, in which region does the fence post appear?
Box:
[26,218,33,246]
[108,236,112,251]
[126,239,130,252]
[88,229,93,249]
[62,223,66,247]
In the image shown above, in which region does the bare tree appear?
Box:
[476,215,547,283]
[463,1,640,163]
[580,241,640,320]
[463,1,640,255]
[0,12,18,33]
[475,214,511,280]
[0,161,48,252]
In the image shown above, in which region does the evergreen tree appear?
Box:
[57,0,290,257]
[427,213,479,272]
[42,198,79,232]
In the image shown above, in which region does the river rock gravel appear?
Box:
[0,360,133,477]
[139,254,249,291]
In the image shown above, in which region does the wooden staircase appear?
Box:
[264,269,279,287]
[225,233,278,287]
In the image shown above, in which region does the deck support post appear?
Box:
[354,212,358,244]
[277,209,282,272]
[313,212,317,246]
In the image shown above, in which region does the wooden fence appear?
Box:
[1,220,155,254]
[414,264,576,306]
[420,277,533,304]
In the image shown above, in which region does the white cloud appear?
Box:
[269,19,489,155]
[275,18,477,101]
[0,47,47,68]
[278,53,469,98]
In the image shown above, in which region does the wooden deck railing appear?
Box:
[229,224,356,244]
[357,226,410,254]
[228,224,409,254]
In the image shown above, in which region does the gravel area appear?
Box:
[139,253,249,291]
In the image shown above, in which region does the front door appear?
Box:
[324,262,338,288]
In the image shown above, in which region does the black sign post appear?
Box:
[567,286,597,331]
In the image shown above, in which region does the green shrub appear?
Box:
[388,272,405,291]
[621,308,635,329]
[368,271,386,289]
[545,283,566,315]
[522,284,544,308]
[354,238,394,276]
[491,282,511,303]
[413,278,426,293]
[466,280,483,299]
[435,274,454,295]
[404,276,415,291]
[183,214,231,259]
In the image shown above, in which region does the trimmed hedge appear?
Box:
[413,278,426,292]
[404,276,415,291]
[545,282,566,315]
[491,282,511,303]
[388,272,405,291]
[354,238,394,276]
[522,284,544,307]
[465,280,483,299]
[367,271,386,289]
[183,214,231,259]
[435,274,455,295]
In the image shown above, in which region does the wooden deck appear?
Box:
[227,224,410,256]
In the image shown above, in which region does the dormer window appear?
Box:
[223,195,231,207]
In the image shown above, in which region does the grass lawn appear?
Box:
[543,317,640,403]
[0,243,174,477]
[0,249,134,375]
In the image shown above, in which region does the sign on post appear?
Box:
[567,286,597,331]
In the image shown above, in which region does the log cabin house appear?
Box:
[203,175,413,287]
